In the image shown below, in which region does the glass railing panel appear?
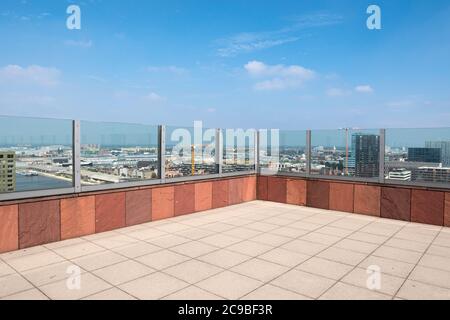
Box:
[0,116,73,193]
[385,128,450,185]
[311,128,380,178]
[222,128,256,173]
[80,121,158,185]
[259,130,307,174]
[165,125,217,177]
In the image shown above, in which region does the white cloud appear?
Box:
[64,40,93,48]
[244,61,315,91]
[326,88,350,97]
[354,85,374,93]
[206,108,216,113]
[147,66,187,75]
[0,65,61,86]
[144,92,166,102]
[216,13,343,57]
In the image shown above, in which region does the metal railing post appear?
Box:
[215,128,223,176]
[158,125,166,183]
[379,128,386,183]
[306,130,311,177]
[255,130,260,174]
[73,120,81,193]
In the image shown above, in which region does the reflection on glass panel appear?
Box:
[385,128,450,184]
[260,130,306,173]
[223,128,255,173]
[80,121,158,185]
[0,116,73,193]
[311,129,380,178]
[165,126,217,177]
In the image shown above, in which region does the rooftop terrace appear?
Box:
[1,201,450,300]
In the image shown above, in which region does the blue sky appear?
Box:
[0,0,449,130]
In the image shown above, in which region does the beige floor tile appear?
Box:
[197,271,263,300]
[6,250,66,272]
[241,284,311,300]
[52,242,105,260]
[433,234,450,248]
[329,219,370,231]
[127,228,168,241]
[281,239,327,256]
[0,246,49,260]
[197,249,251,269]
[22,261,86,287]
[0,274,33,298]
[199,222,235,233]
[249,233,291,246]
[300,233,342,246]
[149,234,191,248]
[372,246,423,264]
[384,238,429,253]
[320,282,391,300]
[231,258,289,282]
[1,288,49,300]
[393,232,435,244]
[359,223,401,237]
[83,287,136,300]
[288,221,323,232]
[347,232,389,245]
[227,240,273,257]
[154,223,192,233]
[163,285,223,300]
[171,241,218,258]
[39,273,112,300]
[199,234,242,248]
[136,250,190,270]
[71,251,127,271]
[164,260,223,284]
[302,215,341,225]
[0,261,16,277]
[245,221,279,232]
[409,265,450,289]
[296,257,353,280]
[317,247,367,266]
[419,254,450,272]
[316,226,354,238]
[93,260,155,285]
[341,267,405,296]
[222,227,262,239]
[259,248,310,268]
[112,242,161,258]
[397,280,450,300]
[271,269,335,299]
[359,256,415,278]
[426,245,450,259]
[268,226,309,238]
[91,234,139,249]
[334,239,379,254]
[44,238,87,250]
[176,228,218,240]
[119,272,189,300]
[262,217,293,227]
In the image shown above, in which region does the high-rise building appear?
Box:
[348,133,380,178]
[0,151,16,192]
[425,141,450,166]
[408,148,441,163]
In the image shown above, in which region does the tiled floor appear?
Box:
[1,200,450,300]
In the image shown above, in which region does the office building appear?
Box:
[425,141,450,166]
[348,133,380,178]
[408,147,441,163]
[0,151,16,192]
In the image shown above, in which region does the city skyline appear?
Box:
[0,0,449,129]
